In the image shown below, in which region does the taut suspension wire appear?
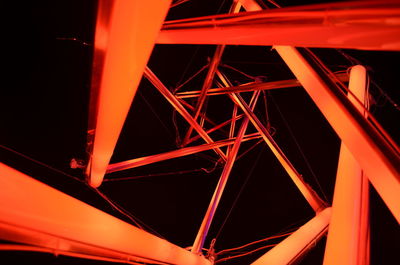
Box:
[268,94,329,202]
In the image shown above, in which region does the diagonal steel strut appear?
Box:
[217,70,326,212]
[144,67,227,161]
[192,90,260,254]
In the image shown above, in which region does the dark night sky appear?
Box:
[1,0,399,264]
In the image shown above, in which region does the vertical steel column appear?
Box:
[252,207,331,265]
[88,0,171,187]
[323,65,370,265]
[191,91,260,254]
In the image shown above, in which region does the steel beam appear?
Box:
[88,0,171,187]
[323,66,370,265]
[217,71,326,212]
[144,67,227,161]
[276,46,400,223]
[157,0,400,51]
[251,207,331,265]
[107,133,260,174]
[176,73,349,99]
[186,114,245,145]
[182,1,241,146]
[182,45,226,146]
[191,91,260,254]
[0,163,211,265]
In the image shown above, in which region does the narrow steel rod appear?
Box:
[144,67,228,161]
[157,1,400,51]
[192,90,260,254]
[176,72,349,99]
[178,98,222,130]
[186,114,244,145]
[217,71,326,212]
[181,1,242,146]
[227,104,239,156]
[107,133,260,174]
[182,45,226,146]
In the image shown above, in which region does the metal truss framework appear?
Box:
[1,0,400,265]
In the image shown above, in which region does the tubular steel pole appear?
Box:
[191,91,260,254]
[323,65,370,265]
[217,71,326,212]
[144,67,227,161]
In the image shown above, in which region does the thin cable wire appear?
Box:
[216,0,229,14]
[92,188,166,240]
[214,145,265,240]
[268,93,329,202]
[215,244,277,263]
[220,64,257,80]
[0,144,165,239]
[0,144,84,183]
[236,139,263,161]
[173,63,209,92]
[304,48,400,155]
[216,231,292,256]
[174,46,201,92]
[138,89,175,141]
[104,167,215,182]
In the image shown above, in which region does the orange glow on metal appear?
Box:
[221,74,326,212]
[191,91,260,254]
[158,1,400,51]
[107,133,260,173]
[175,72,349,99]
[182,45,226,146]
[0,163,211,265]
[252,207,331,265]
[144,67,227,161]
[323,65,370,265]
[89,0,171,187]
[276,46,400,223]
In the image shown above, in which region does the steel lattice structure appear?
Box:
[1,0,400,264]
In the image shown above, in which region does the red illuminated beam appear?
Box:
[175,73,349,99]
[323,66,370,265]
[88,0,172,187]
[217,71,326,213]
[107,133,260,174]
[144,67,227,161]
[0,163,211,265]
[276,46,400,223]
[192,91,260,254]
[252,207,331,265]
[157,0,400,51]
